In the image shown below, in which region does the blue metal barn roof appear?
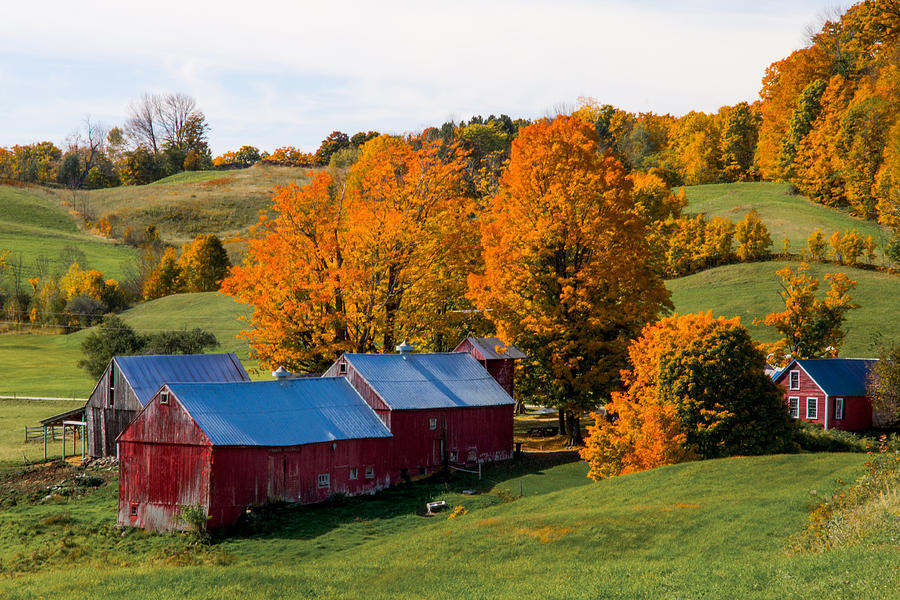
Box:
[783,358,878,396]
[462,337,527,360]
[114,353,250,406]
[343,352,515,410]
[168,378,392,446]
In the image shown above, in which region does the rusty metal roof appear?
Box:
[168,378,392,446]
[343,352,515,410]
[457,337,526,360]
[114,353,250,406]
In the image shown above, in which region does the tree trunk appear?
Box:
[558,408,566,436]
[565,411,583,447]
[514,398,526,415]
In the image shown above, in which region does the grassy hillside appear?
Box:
[81,164,315,244]
[0,185,137,280]
[0,292,259,398]
[1,452,892,599]
[684,182,892,258]
[668,260,900,355]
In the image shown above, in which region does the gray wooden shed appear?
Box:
[85,353,250,457]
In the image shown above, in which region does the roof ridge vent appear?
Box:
[396,340,414,357]
[272,366,291,379]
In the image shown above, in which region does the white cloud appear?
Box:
[0,0,835,152]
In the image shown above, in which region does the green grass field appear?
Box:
[1,452,894,599]
[668,260,900,356]
[0,185,138,280]
[0,292,259,398]
[0,399,84,465]
[684,182,893,258]
[82,164,315,244]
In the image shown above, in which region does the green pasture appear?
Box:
[0,185,137,280]
[668,260,900,356]
[0,399,84,465]
[684,182,893,258]
[0,292,259,398]
[1,452,892,599]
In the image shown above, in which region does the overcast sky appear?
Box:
[0,1,843,155]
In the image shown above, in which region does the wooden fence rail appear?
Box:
[24,426,80,443]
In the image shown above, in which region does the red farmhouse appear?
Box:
[453,336,526,398]
[118,378,392,531]
[773,358,878,431]
[324,347,515,481]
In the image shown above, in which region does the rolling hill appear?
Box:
[80,164,315,245]
[667,260,900,356]
[0,185,137,280]
[0,452,891,598]
[0,292,260,399]
[684,182,893,258]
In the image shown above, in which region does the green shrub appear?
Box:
[795,421,870,452]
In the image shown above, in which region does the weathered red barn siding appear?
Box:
[119,387,394,531]
[323,358,391,425]
[207,439,393,529]
[454,338,517,397]
[117,392,212,531]
[775,367,873,431]
[388,405,513,478]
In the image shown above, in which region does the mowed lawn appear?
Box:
[0,185,137,279]
[0,453,893,599]
[0,292,260,398]
[668,260,900,356]
[684,182,893,259]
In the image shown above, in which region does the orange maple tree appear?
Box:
[469,115,670,445]
[221,134,476,372]
[581,312,793,480]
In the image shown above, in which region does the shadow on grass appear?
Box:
[220,451,581,543]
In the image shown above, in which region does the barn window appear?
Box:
[349,467,358,480]
[317,473,330,488]
[428,417,437,430]
[788,397,799,419]
[160,391,169,405]
[806,397,818,420]
[365,466,374,479]
[130,503,138,518]
[449,450,458,463]
[467,448,477,462]
[338,362,347,375]
[789,371,800,390]
[834,398,845,420]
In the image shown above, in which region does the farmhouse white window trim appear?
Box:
[428,417,437,430]
[806,397,818,420]
[365,466,374,479]
[789,371,800,390]
[160,391,169,405]
[317,473,330,488]
[788,397,800,419]
[834,397,845,420]
[338,362,347,375]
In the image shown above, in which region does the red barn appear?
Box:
[117,378,392,531]
[773,358,878,431]
[323,346,515,481]
[453,336,526,398]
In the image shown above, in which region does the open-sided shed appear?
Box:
[118,378,393,531]
[323,349,515,481]
[86,353,249,458]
